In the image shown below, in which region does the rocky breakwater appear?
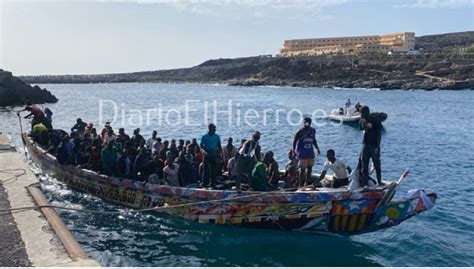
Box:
[228,55,474,90]
[0,69,58,107]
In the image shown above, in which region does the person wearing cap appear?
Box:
[163,150,180,186]
[71,118,87,133]
[200,123,222,188]
[236,131,261,189]
[84,123,94,136]
[358,105,383,187]
[100,122,112,144]
[292,117,320,187]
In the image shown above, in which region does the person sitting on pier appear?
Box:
[71,118,87,133]
[317,149,351,188]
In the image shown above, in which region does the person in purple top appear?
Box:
[292,117,321,187]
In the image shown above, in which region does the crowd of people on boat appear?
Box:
[20,101,384,191]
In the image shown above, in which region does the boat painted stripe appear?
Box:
[340,215,348,231]
[348,214,359,232]
[358,214,367,230]
[334,216,340,231]
[334,204,342,216]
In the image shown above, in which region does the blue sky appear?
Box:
[1,0,473,75]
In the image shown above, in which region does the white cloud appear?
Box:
[131,0,350,19]
[395,0,474,8]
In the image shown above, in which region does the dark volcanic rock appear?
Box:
[0,69,58,107]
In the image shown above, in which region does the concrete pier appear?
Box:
[0,134,99,266]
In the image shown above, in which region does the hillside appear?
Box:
[20,31,474,90]
[415,31,474,52]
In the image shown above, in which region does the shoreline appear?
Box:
[0,134,99,266]
[20,53,474,91]
[24,80,473,91]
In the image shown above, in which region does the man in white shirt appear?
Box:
[146,130,158,149]
[317,149,352,188]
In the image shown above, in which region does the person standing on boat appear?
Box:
[146,130,158,149]
[236,131,261,189]
[101,141,120,177]
[71,118,87,133]
[293,117,320,187]
[345,99,352,115]
[200,123,222,188]
[116,128,131,150]
[358,105,383,187]
[222,137,237,170]
[20,102,52,130]
[131,128,144,149]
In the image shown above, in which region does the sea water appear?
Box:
[0,83,473,266]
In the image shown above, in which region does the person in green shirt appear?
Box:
[251,161,269,191]
[101,142,119,176]
[32,123,49,146]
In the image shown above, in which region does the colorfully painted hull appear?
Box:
[23,134,436,235]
